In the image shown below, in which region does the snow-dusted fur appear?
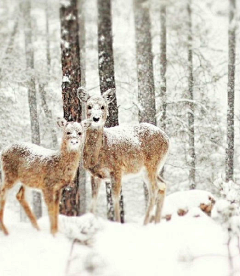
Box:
[0,118,88,235]
[78,88,169,224]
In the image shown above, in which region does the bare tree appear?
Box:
[59,0,82,216]
[78,0,87,215]
[39,0,58,149]
[133,0,156,206]
[23,0,42,218]
[226,0,236,182]
[97,0,124,223]
[160,2,167,131]
[186,0,196,189]
[134,0,156,125]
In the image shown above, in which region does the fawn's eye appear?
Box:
[101,106,104,110]
[88,105,92,110]
[78,132,82,136]
[67,132,71,135]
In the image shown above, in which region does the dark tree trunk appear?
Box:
[78,0,87,215]
[23,0,42,219]
[97,0,124,223]
[134,0,156,125]
[187,0,196,189]
[134,0,156,206]
[60,0,82,216]
[226,0,236,182]
[160,3,167,131]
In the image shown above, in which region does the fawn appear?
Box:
[78,88,169,224]
[0,118,89,235]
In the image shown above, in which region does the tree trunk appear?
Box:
[59,0,82,216]
[134,0,156,125]
[23,0,42,219]
[226,0,236,182]
[78,0,87,215]
[160,3,167,131]
[97,0,124,223]
[187,0,196,189]
[134,0,156,206]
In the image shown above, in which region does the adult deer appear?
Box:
[78,88,169,224]
[0,118,89,235]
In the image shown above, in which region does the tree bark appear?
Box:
[226,0,236,182]
[23,0,42,218]
[60,0,82,216]
[97,0,124,223]
[187,0,196,189]
[134,0,156,125]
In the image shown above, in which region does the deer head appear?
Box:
[57,118,90,151]
[78,88,115,128]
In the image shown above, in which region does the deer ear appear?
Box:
[102,88,116,104]
[81,119,91,130]
[57,117,67,128]
[77,87,90,102]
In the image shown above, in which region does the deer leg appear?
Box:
[110,172,122,223]
[90,176,101,214]
[0,187,9,235]
[53,190,61,234]
[16,186,40,231]
[43,190,56,235]
[143,170,156,225]
[155,177,166,223]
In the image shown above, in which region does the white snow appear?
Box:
[1,191,239,276]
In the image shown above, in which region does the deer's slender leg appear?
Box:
[0,187,9,235]
[43,190,56,235]
[53,189,61,234]
[143,168,157,225]
[110,171,122,222]
[16,185,40,231]
[90,176,101,214]
[155,177,166,223]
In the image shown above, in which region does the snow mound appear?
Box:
[59,213,103,243]
[162,190,216,220]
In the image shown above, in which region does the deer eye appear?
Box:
[101,106,104,110]
[67,132,71,135]
[78,132,82,136]
[88,105,92,110]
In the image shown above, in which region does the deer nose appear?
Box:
[71,139,79,145]
[93,117,100,122]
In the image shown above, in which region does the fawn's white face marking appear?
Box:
[86,96,108,128]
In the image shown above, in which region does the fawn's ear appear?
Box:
[57,118,67,128]
[77,87,90,102]
[102,88,116,104]
[81,119,91,130]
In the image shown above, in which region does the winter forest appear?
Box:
[1,0,240,275]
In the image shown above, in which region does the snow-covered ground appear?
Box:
[1,191,240,276]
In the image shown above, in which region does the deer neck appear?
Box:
[60,144,81,167]
[83,127,104,169]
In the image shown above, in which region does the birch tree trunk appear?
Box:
[23,0,42,218]
[226,0,236,182]
[187,0,196,189]
[97,0,124,223]
[60,0,82,216]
